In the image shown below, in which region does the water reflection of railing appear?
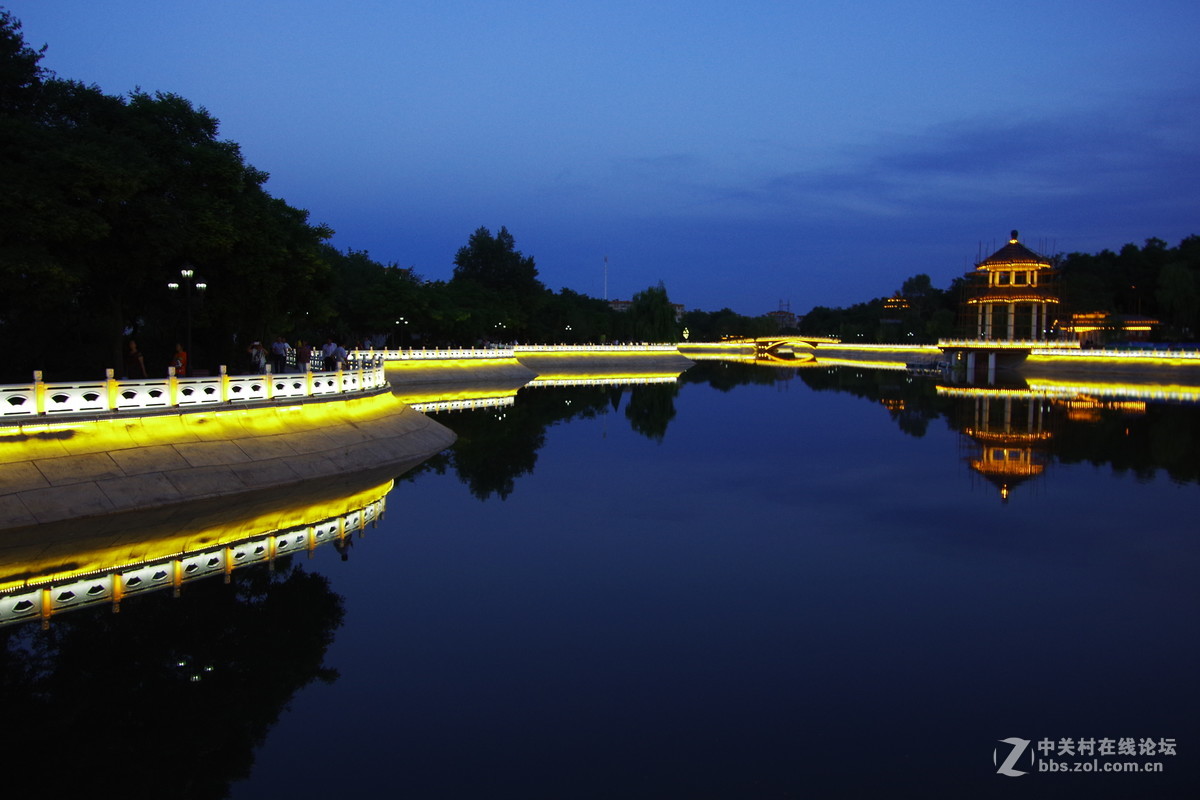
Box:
[525,375,679,389]
[409,396,516,413]
[0,483,390,628]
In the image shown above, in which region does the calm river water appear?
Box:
[3,361,1197,798]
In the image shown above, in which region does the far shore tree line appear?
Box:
[800,236,1200,345]
[2,11,1196,383]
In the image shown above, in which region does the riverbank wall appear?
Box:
[0,390,455,532]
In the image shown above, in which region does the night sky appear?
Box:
[10,1,1200,314]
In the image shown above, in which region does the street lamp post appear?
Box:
[168,266,207,374]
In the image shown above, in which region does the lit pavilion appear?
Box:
[966,230,1058,341]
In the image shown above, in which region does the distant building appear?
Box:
[608,299,685,322]
[880,292,910,325]
[964,230,1059,341]
[765,309,797,329]
[1060,312,1159,346]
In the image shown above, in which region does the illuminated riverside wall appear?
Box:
[0,391,454,531]
[788,340,1200,377]
[380,344,694,383]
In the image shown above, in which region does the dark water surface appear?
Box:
[4,362,1198,798]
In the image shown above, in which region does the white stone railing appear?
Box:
[359,344,680,361]
[0,359,389,422]
[1028,347,1200,360]
[937,339,1081,350]
[362,346,515,360]
[514,343,679,353]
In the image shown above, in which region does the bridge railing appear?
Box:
[0,358,388,422]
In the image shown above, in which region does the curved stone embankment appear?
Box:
[1022,356,1200,382]
[516,351,695,377]
[385,356,536,386]
[804,344,941,367]
[0,391,455,532]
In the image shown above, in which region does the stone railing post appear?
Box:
[167,366,179,407]
[33,370,46,416]
[265,363,274,400]
[220,365,230,403]
[105,369,119,412]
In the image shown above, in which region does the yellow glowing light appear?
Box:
[529,370,684,383]
[385,357,523,372]
[812,358,908,371]
[0,481,394,595]
[970,459,1044,477]
[516,348,682,358]
[963,428,1053,443]
[966,296,1061,305]
[0,391,413,479]
[940,340,1080,350]
[393,386,522,405]
[1027,351,1200,367]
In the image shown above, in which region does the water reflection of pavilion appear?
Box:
[940,386,1053,502]
[937,380,1167,501]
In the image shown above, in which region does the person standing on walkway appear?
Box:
[248,341,267,374]
[296,340,312,372]
[271,336,289,373]
[171,343,188,377]
[321,338,337,371]
[123,340,147,379]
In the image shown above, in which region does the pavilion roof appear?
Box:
[978,230,1052,269]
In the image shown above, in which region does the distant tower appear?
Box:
[965,230,1058,341]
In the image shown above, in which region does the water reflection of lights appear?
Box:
[410,396,516,413]
[812,358,908,371]
[937,379,1200,404]
[0,481,392,628]
[525,375,679,388]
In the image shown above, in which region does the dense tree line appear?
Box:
[0,13,686,382]
[1,11,335,380]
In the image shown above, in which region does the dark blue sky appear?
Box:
[12,1,1200,314]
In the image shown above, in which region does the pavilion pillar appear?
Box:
[987,352,997,385]
[985,305,994,339]
[1007,303,1016,340]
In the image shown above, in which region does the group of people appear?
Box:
[245,336,349,374]
[121,336,354,380]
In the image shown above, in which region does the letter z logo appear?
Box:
[994,737,1033,777]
